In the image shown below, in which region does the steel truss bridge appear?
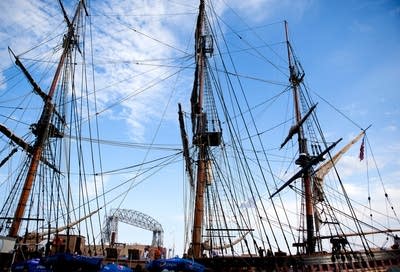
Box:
[102,208,163,247]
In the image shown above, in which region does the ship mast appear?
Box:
[8,0,87,238]
[189,0,220,258]
[191,0,207,259]
[284,21,315,254]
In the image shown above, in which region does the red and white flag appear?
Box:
[359,136,365,161]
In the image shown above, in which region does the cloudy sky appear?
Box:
[0,0,399,256]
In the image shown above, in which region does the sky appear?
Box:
[0,0,399,257]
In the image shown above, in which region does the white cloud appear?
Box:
[0,1,62,131]
[81,1,199,141]
[0,0,59,63]
[73,173,110,199]
[342,182,366,199]
[336,154,365,177]
[0,0,196,141]
[0,0,316,141]
[384,125,397,132]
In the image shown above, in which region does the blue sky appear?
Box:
[0,0,399,256]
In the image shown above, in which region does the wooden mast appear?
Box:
[284,21,315,254]
[8,0,86,238]
[191,0,207,259]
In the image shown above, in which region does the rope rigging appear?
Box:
[0,0,398,265]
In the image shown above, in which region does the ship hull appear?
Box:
[195,249,400,271]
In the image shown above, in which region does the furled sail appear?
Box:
[202,231,251,251]
[25,208,101,240]
[313,130,365,202]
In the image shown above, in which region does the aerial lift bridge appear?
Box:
[102,209,163,247]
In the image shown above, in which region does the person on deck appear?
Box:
[258,247,264,257]
[392,235,399,249]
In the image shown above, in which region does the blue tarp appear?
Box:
[101,263,133,271]
[12,258,137,272]
[43,252,103,267]
[11,258,49,272]
[146,257,205,272]
[13,253,103,271]
[42,253,103,271]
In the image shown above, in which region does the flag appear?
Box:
[359,136,365,161]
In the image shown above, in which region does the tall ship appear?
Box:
[173,0,400,271]
[0,0,399,271]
